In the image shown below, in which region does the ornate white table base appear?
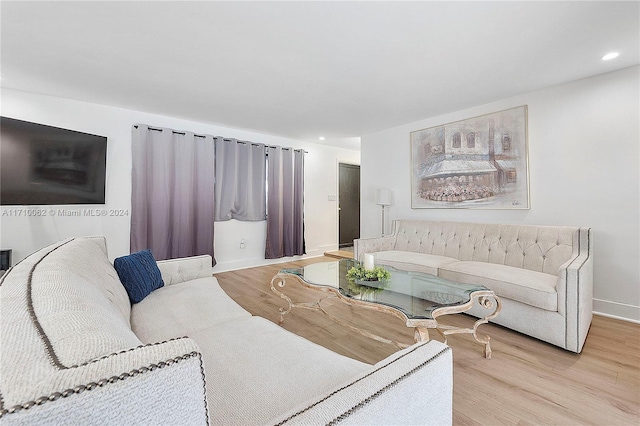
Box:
[270,273,502,359]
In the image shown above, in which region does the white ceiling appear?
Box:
[1,1,638,150]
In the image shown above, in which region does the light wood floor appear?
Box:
[215,256,640,425]
[324,249,354,259]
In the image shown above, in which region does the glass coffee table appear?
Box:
[270,259,501,358]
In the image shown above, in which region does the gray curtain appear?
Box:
[265,147,305,259]
[131,125,215,263]
[214,138,266,221]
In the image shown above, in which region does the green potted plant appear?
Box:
[345,264,391,298]
[346,265,391,282]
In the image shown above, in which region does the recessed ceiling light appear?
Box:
[319,136,325,141]
[601,52,619,61]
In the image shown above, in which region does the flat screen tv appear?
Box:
[1,117,107,205]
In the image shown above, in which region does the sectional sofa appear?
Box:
[355,220,593,353]
[0,236,453,425]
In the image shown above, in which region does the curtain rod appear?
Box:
[135,125,308,153]
[134,124,207,138]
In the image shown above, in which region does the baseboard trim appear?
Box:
[593,298,640,323]
[212,254,325,273]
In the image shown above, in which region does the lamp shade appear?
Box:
[375,188,392,206]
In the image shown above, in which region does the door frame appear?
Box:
[336,160,361,249]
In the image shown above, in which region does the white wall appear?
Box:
[0,88,359,271]
[360,66,640,322]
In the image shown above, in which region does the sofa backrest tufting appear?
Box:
[392,220,578,275]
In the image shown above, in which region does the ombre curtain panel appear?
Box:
[214,138,266,221]
[130,125,215,263]
[265,147,305,259]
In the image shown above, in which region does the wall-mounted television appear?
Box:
[1,117,107,205]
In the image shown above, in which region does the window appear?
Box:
[452,132,461,148]
[502,133,512,151]
[467,132,476,148]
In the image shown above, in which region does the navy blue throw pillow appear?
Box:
[114,250,164,304]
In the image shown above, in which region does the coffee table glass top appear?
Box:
[280,259,488,320]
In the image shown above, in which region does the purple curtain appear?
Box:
[265,147,305,259]
[214,138,266,221]
[130,125,215,263]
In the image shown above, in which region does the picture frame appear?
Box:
[410,105,529,209]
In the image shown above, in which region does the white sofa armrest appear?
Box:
[1,338,209,425]
[354,236,396,262]
[271,340,452,425]
[556,227,593,353]
[157,255,213,286]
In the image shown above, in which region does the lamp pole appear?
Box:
[375,188,392,237]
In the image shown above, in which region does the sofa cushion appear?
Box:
[439,261,558,311]
[1,237,142,375]
[131,276,251,343]
[374,250,458,276]
[82,236,133,323]
[189,316,370,425]
[114,250,164,304]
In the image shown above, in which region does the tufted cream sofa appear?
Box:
[1,236,453,425]
[354,220,593,353]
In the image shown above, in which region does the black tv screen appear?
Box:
[1,117,107,205]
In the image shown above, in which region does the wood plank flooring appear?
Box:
[324,249,354,260]
[215,256,640,425]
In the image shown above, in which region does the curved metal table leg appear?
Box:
[414,326,430,343]
[270,274,293,324]
[438,293,502,358]
[270,274,335,325]
[270,273,407,349]
[472,294,502,359]
[271,269,502,359]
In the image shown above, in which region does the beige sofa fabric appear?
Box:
[192,316,369,425]
[271,341,452,426]
[1,236,454,424]
[156,254,215,286]
[373,250,458,275]
[355,220,593,353]
[389,220,577,275]
[131,277,251,343]
[439,261,558,311]
[0,237,208,423]
[3,348,208,426]
[132,273,453,425]
[31,238,140,366]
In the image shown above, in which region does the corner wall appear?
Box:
[0,89,359,271]
[360,66,640,322]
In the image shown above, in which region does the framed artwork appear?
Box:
[410,105,529,209]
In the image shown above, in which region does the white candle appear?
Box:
[363,254,375,271]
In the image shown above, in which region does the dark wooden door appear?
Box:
[339,163,360,248]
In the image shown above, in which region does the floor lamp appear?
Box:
[375,189,392,237]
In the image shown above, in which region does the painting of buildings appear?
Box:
[410,106,529,209]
